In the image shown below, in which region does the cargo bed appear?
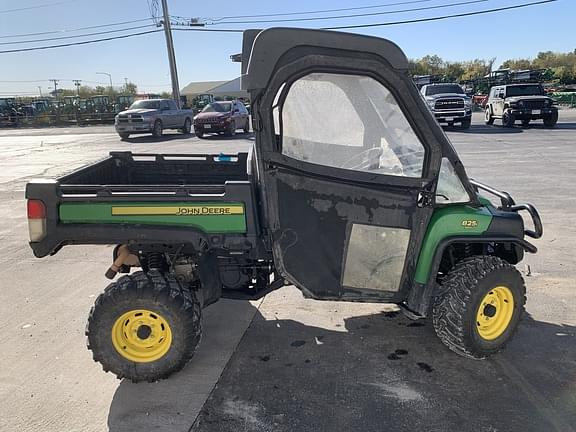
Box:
[26,152,263,258]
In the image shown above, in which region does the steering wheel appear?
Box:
[340,147,383,171]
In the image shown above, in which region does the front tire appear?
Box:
[502,111,515,128]
[521,118,531,127]
[225,122,236,137]
[432,256,525,359]
[86,271,202,382]
[118,132,130,140]
[461,118,471,129]
[152,119,163,138]
[543,112,558,128]
[243,119,250,133]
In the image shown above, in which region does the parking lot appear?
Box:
[1,110,575,432]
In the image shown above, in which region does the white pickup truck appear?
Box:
[114,99,193,139]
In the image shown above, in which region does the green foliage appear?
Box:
[410,50,576,85]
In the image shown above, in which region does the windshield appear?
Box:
[202,102,232,113]
[129,100,161,110]
[425,85,464,96]
[506,85,545,97]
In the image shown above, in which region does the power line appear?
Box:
[173,28,243,33]
[0,0,82,14]
[0,29,162,54]
[323,0,558,29]
[0,24,155,46]
[0,18,153,39]
[207,0,492,25]
[208,0,435,21]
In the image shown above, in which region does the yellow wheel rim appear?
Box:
[476,286,515,341]
[111,309,172,363]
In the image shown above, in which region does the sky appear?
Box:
[0,0,573,96]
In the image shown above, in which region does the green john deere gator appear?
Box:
[26,28,542,382]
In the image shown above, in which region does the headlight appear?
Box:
[426,97,435,107]
[464,98,472,107]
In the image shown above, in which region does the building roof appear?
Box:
[180,80,228,95]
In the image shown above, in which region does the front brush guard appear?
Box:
[470,179,543,239]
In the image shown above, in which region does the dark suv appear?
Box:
[193,100,250,138]
[484,84,558,128]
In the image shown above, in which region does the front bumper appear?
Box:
[433,109,472,123]
[471,179,543,246]
[115,122,153,133]
[506,107,557,120]
[194,122,229,133]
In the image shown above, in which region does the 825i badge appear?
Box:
[461,219,478,228]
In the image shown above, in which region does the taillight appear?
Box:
[27,199,46,242]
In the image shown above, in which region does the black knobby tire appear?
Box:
[196,130,204,138]
[118,132,130,140]
[502,111,515,128]
[543,112,558,128]
[182,117,192,134]
[484,107,494,125]
[243,119,250,133]
[86,271,202,382]
[152,119,163,138]
[432,256,526,359]
[461,118,471,129]
[521,118,531,127]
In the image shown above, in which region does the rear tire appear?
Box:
[484,108,494,125]
[182,117,192,134]
[118,132,130,140]
[502,111,515,128]
[86,271,202,382]
[461,118,471,129]
[543,112,558,128]
[243,119,250,133]
[152,119,163,138]
[432,256,525,359]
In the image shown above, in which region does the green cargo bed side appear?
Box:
[59,202,247,234]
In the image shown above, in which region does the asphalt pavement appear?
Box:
[0,111,575,432]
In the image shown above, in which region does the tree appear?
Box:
[124,82,137,95]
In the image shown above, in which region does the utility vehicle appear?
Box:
[26,28,542,382]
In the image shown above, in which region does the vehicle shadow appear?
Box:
[199,132,255,141]
[122,133,193,143]
[190,309,576,432]
[449,124,524,134]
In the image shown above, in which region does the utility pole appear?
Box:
[96,72,113,92]
[49,79,59,98]
[160,0,181,107]
[38,86,42,97]
[73,80,82,97]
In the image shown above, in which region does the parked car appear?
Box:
[193,100,250,138]
[114,99,193,139]
[420,83,473,129]
[484,84,558,128]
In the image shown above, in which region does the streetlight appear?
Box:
[96,72,113,92]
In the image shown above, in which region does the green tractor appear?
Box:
[191,93,214,114]
[26,28,542,382]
